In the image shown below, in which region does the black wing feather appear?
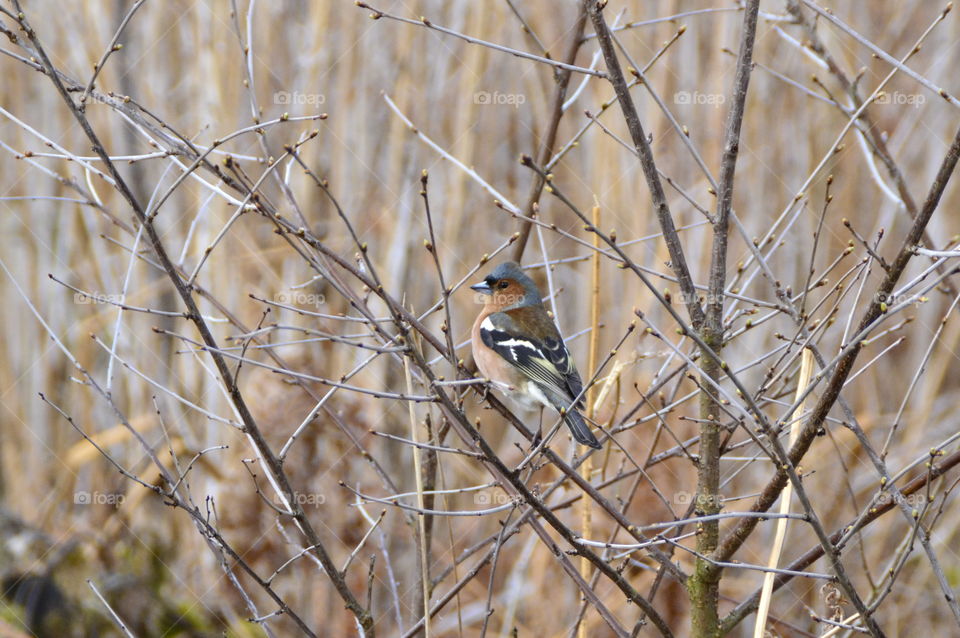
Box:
[480,313,600,449]
[540,335,584,405]
[480,314,583,405]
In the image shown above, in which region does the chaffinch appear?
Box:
[470,261,601,449]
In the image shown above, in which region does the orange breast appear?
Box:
[471,308,524,391]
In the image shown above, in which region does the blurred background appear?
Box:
[1,0,959,636]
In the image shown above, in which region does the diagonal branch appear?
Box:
[511,0,589,261]
[355,1,604,77]
[586,0,705,329]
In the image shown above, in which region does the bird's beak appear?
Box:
[470,281,493,295]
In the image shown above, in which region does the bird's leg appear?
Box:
[532,406,544,447]
[477,379,492,405]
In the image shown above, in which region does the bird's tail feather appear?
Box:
[562,408,601,449]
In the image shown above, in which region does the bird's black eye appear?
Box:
[497,280,509,290]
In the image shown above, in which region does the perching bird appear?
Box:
[470,261,601,449]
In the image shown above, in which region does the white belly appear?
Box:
[491,378,552,412]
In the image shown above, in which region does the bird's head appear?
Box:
[470,261,542,311]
